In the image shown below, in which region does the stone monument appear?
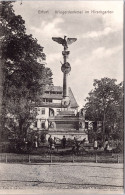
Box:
[52,36,77,108]
[42,36,87,139]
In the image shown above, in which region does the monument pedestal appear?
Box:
[46,131,88,141]
[46,36,88,141]
[47,110,88,141]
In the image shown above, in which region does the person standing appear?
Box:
[73,137,78,147]
[34,135,38,150]
[48,135,53,149]
[35,140,38,150]
[62,136,66,148]
[104,139,109,152]
[94,140,98,150]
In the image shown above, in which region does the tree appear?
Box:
[0,2,6,140]
[0,1,53,140]
[84,78,123,141]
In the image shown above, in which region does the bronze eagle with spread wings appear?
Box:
[52,36,77,50]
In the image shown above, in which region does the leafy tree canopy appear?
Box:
[84,77,123,138]
[0,1,53,140]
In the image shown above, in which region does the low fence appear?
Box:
[0,153,123,164]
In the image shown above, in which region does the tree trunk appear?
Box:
[19,119,24,139]
[102,110,106,142]
[0,3,4,141]
[19,118,28,139]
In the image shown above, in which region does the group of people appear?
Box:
[30,134,111,152]
[48,135,55,149]
[47,135,86,150]
[48,135,67,149]
[93,139,111,151]
[33,134,111,153]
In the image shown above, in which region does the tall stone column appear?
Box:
[61,51,71,107]
[52,36,77,108]
[63,73,68,98]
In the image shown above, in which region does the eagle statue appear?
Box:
[52,36,77,50]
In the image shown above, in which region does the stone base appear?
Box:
[46,131,88,141]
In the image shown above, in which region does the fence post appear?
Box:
[5,154,7,163]
[95,153,97,163]
[28,155,31,163]
[72,153,74,163]
[117,154,119,163]
[50,151,52,163]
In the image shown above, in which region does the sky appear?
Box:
[13,0,123,108]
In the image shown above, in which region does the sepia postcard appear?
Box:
[0,0,124,194]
